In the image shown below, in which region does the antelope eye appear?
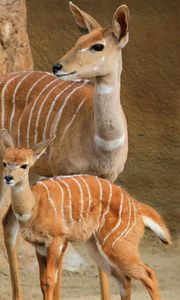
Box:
[21,164,28,169]
[91,44,104,52]
[3,162,7,167]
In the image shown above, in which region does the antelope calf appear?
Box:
[1,130,171,300]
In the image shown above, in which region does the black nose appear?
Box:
[5,175,13,183]
[53,63,63,74]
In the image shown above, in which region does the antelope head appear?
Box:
[53,2,130,81]
[0,129,54,186]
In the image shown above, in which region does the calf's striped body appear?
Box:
[1,139,171,300]
[26,175,138,248]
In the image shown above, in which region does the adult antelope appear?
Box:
[1,130,171,300]
[0,2,129,299]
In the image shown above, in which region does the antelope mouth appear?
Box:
[4,179,15,186]
[55,71,77,78]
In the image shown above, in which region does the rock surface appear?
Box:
[0,0,33,76]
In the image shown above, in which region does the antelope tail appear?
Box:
[141,203,171,245]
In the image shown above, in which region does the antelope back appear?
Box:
[0,71,92,148]
[33,175,139,244]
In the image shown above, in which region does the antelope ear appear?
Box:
[69,1,101,34]
[112,5,130,48]
[32,136,55,162]
[0,129,15,155]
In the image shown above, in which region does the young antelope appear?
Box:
[1,130,171,300]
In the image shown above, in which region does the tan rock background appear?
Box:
[0,0,33,76]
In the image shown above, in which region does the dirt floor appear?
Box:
[0,220,180,300]
[0,0,180,299]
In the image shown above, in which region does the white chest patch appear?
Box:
[96,84,113,95]
[14,212,32,222]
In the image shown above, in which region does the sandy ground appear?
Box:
[0,210,179,300]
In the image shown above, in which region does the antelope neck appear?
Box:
[11,177,35,221]
[94,72,124,142]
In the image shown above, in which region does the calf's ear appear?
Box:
[0,129,15,155]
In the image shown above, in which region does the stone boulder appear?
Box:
[0,0,33,76]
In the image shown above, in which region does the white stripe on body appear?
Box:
[123,200,137,238]
[95,177,103,223]
[57,178,73,224]
[43,81,76,140]
[59,97,86,144]
[50,82,87,137]
[70,176,84,220]
[38,181,57,219]
[26,78,59,148]
[112,195,133,248]
[9,72,33,134]
[50,178,66,223]
[98,181,112,233]
[34,80,65,144]
[102,190,124,246]
[77,176,92,218]
[1,73,23,128]
[17,74,48,146]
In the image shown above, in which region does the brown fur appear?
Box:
[1,141,171,300]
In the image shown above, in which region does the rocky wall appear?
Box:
[0,0,33,76]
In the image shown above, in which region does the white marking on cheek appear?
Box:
[96,84,113,94]
[78,47,89,52]
[95,134,125,151]
[14,212,32,222]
